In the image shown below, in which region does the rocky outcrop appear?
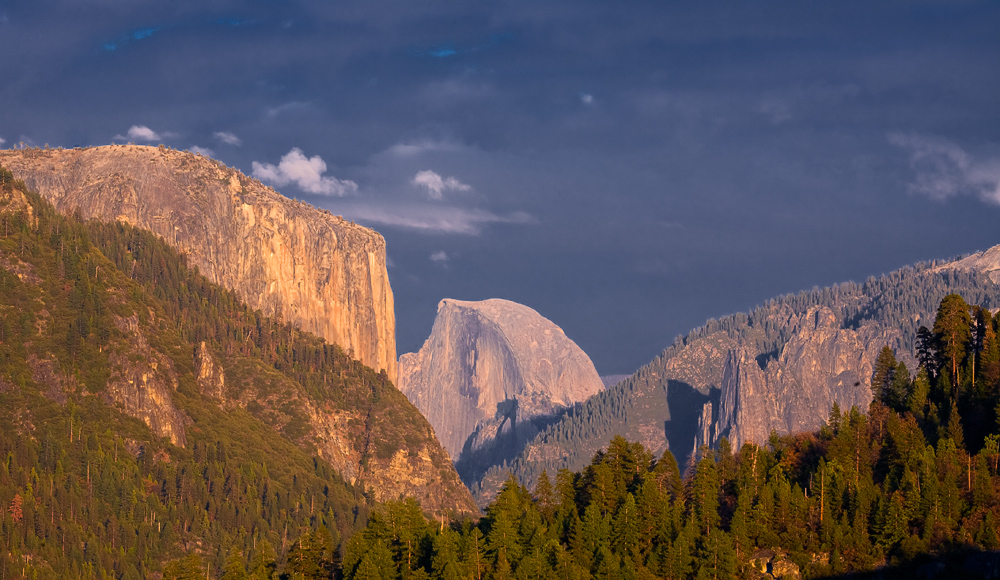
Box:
[933,243,1000,284]
[214,350,478,515]
[473,254,1000,502]
[0,146,396,382]
[196,342,226,402]
[398,298,604,479]
[107,314,190,447]
[697,306,902,450]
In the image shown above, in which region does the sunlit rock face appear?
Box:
[398,298,604,481]
[0,145,397,383]
[697,306,901,450]
[933,244,1000,284]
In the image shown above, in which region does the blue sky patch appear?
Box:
[102,26,162,51]
[215,18,255,27]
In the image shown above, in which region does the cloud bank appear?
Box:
[340,203,533,235]
[252,148,358,196]
[890,132,1000,205]
[412,170,471,200]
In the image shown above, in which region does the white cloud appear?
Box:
[386,140,456,157]
[189,146,215,157]
[114,125,167,142]
[214,131,242,146]
[252,148,358,196]
[412,170,471,200]
[889,132,1000,204]
[580,93,594,105]
[266,101,310,118]
[430,251,449,262]
[0,136,5,145]
[338,203,533,235]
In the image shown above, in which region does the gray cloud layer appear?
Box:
[2,0,999,373]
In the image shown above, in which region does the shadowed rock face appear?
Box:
[697,306,903,450]
[398,298,604,478]
[0,145,396,382]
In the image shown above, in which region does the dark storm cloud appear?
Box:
[2,0,999,373]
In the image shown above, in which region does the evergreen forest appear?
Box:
[6,163,1000,579]
[478,238,1000,502]
[339,293,1000,580]
[0,166,463,579]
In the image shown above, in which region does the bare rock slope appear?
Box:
[0,145,396,382]
[398,298,604,482]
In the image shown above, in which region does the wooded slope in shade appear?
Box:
[0,166,473,580]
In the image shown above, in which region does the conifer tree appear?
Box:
[692,449,720,538]
[533,470,556,522]
[872,346,898,405]
[934,294,972,393]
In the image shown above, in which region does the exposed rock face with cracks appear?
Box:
[697,306,902,451]
[398,298,604,483]
[0,145,397,383]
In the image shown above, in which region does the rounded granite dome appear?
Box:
[398,298,604,471]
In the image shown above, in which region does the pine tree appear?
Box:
[692,448,720,538]
[908,367,931,419]
[872,346,898,405]
[221,551,250,580]
[611,493,639,559]
[534,470,556,522]
[431,529,462,580]
[934,294,972,393]
[888,361,911,412]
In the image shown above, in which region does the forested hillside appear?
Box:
[0,166,472,579]
[343,293,1000,579]
[476,247,1000,503]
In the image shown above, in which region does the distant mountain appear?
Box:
[0,145,397,383]
[398,298,604,486]
[0,168,474,577]
[473,246,1000,503]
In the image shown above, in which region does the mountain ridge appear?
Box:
[0,167,476,518]
[473,246,1000,502]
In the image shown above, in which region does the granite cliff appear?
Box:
[0,145,396,382]
[696,306,904,451]
[398,298,604,484]
[0,170,476,516]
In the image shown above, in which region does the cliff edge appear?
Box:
[0,145,396,382]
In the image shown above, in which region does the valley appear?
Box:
[3,150,1000,579]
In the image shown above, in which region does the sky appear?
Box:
[2,1,999,375]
